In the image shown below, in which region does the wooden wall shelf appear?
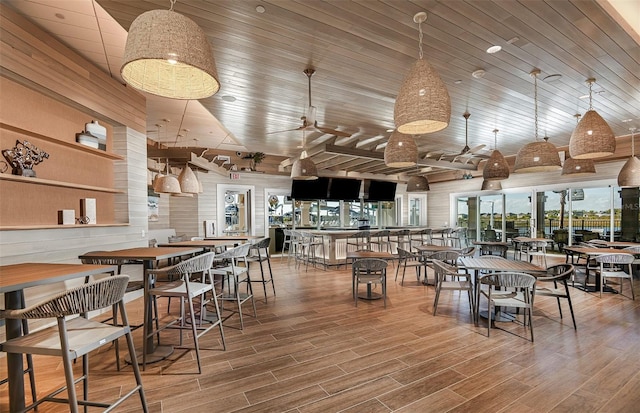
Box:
[0,223,129,231]
[1,123,124,160]
[0,174,124,193]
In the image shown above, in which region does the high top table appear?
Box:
[1,263,117,412]
[78,247,202,366]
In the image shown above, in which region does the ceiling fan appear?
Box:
[438,112,487,163]
[267,68,351,138]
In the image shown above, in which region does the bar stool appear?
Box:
[246,237,276,301]
[410,228,432,251]
[390,229,411,254]
[370,229,391,252]
[281,229,294,263]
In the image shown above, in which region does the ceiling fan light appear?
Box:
[121,9,220,99]
[561,157,596,175]
[291,157,318,180]
[569,110,616,159]
[178,163,200,193]
[514,140,562,172]
[384,131,418,167]
[406,175,430,192]
[481,179,502,191]
[482,149,510,180]
[394,59,451,134]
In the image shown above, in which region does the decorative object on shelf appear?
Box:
[457,171,473,180]
[384,130,418,167]
[177,163,199,194]
[483,129,510,180]
[121,0,220,99]
[481,179,502,190]
[618,127,640,188]
[514,69,561,172]
[58,210,75,225]
[76,120,107,150]
[406,175,430,192]
[394,11,450,134]
[247,152,265,171]
[2,140,49,177]
[80,198,97,224]
[75,216,90,224]
[569,78,615,159]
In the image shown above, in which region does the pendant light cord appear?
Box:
[169,0,176,11]
[418,19,424,59]
[632,127,636,157]
[534,73,539,141]
[493,129,499,149]
[588,80,594,111]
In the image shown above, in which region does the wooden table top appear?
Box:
[562,246,633,255]
[0,263,117,293]
[204,235,262,241]
[589,240,640,248]
[346,251,394,260]
[513,237,549,243]
[416,244,460,253]
[460,257,546,274]
[157,240,240,248]
[472,241,510,246]
[79,247,202,261]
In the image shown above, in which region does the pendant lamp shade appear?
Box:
[569,79,615,159]
[384,131,418,167]
[394,12,450,135]
[172,192,194,197]
[618,128,640,188]
[561,157,596,175]
[178,164,199,194]
[483,129,510,180]
[291,152,318,180]
[155,174,181,194]
[406,176,430,192]
[481,179,502,191]
[514,70,561,173]
[121,9,220,99]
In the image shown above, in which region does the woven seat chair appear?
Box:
[431,259,474,319]
[535,264,577,329]
[395,247,428,285]
[595,253,635,299]
[479,272,536,341]
[369,230,392,253]
[352,258,388,308]
[146,252,226,373]
[480,243,509,258]
[246,237,276,301]
[0,275,148,413]
[410,228,433,251]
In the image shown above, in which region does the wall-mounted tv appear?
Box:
[327,178,362,201]
[365,180,397,202]
[290,177,330,200]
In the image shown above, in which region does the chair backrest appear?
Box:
[480,272,536,289]
[541,264,574,281]
[431,259,457,277]
[251,237,271,250]
[482,244,508,257]
[428,250,460,265]
[528,240,547,250]
[371,230,390,238]
[595,253,634,264]
[162,252,216,278]
[459,246,476,258]
[623,246,640,254]
[352,258,387,272]
[216,243,251,260]
[396,247,416,260]
[1,275,129,319]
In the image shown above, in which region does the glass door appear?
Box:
[408,194,427,226]
[479,195,503,241]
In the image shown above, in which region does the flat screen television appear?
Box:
[327,178,361,201]
[290,177,330,200]
[366,180,397,202]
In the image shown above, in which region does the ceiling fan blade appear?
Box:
[314,122,351,137]
[468,144,486,153]
[266,125,304,135]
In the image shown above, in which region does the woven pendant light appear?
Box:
[569,78,615,159]
[562,115,596,176]
[384,131,418,167]
[178,163,199,194]
[154,159,181,194]
[481,179,502,191]
[406,175,430,192]
[394,12,450,135]
[618,127,640,187]
[121,1,220,99]
[483,129,510,180]
[514,69,561,173]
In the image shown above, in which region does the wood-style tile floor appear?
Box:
[2,253,639,412]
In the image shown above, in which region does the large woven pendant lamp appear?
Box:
[618,127,640,187]
[514,69,562,173]
[483,129,510,180]
[481,179,502,191]
[121,0,220,99]
[394,12,450,135]
[406,175,430,192]
[384,130,418,167]
[291,131,318,180]
[562,114,596,175]
[178,163,200,194]
[569,78,615,159]
[154,159,181,194]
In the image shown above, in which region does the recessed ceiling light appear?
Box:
[256,5,266,13]
[579,94,589,99]
[507,37,519,44]
[472,69,486,79]
[486,45,502,54]
[543,74,562,82]
[221,95,236,102]
[386,128,395,133]
[454,79,462,84]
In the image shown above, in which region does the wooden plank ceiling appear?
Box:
[78,1,640,177]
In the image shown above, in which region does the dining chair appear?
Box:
[410,228,432,251]
[431,259,474,319]
[281,229,294,263]
[525,240,548,268]
[352,258,388,308]
[448,227,466,248]
[623,246,640,276]
[535,264,577,329]
[212,243,257,329]
[145,251,226,373]
[246,237,276,301]
[479,272,536,341]
[480,244,509,258]
[346,230,371,266]
[0,275,148,413]
[595,253,635,299]
[369,229,392,253]
[395,247,427,285]
[389,229,411,253]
